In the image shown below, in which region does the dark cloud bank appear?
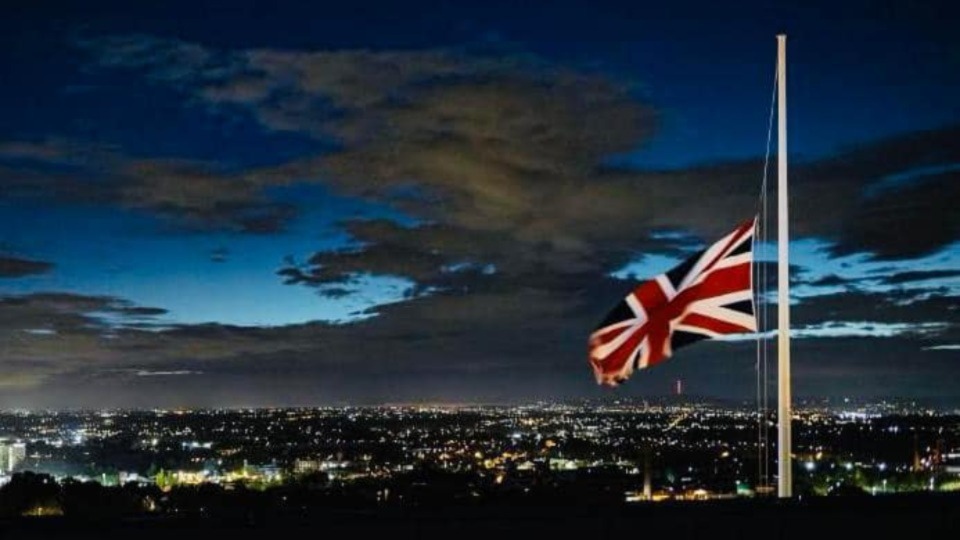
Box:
[0,255,53,278]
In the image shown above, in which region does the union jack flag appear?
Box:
[589,218,758,386]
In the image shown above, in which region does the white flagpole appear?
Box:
[776,33,793,498]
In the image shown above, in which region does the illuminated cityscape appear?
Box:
[1,399,957,512]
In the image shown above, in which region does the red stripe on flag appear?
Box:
[685,263,752,300]
[632,279,670,311]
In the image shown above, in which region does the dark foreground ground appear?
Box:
[2,494,958,540]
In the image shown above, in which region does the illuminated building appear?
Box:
[0,440,26,473]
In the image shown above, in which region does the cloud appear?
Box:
[0,255,54,278]
[117,158,300,233]
[0,142,300,234]
[9,31,658,241]
[74,35,664,249]
[0,292,167,387]
[0,291,300,389]
[789,288,959,331]
[133,369,202,377]
[609,127,960,261]
[60,34,960,261]
[278,220,500,288]
[837,170,960,259]
[116,306,169,317]
[800,127,960,259]
[0,138,124,203]
[779,321,947,339]
[803,274,851,288]
[1,276,957,405]
[209,247,229,263]
[75,34,227,87]
[0,138,121,165]
[0,292,168,337]
[882,269,960,285]
[785,336,960,400]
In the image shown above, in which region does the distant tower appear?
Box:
[913,434,922,472]
[675,379,683,397]
[643,446,652,500]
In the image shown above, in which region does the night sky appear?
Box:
[1,0,958,408]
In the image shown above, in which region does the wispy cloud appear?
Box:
[134,370,202,377]
[0,255,54,278]
[721,321,950,341]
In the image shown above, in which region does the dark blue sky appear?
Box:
[4,1,958,165]
[0,0,958,407]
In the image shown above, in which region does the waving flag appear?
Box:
[589,218,758,386]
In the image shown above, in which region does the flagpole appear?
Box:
[776,33,793,498]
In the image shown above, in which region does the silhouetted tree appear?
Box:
[61,478,147,519]
[0,472,62,517]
